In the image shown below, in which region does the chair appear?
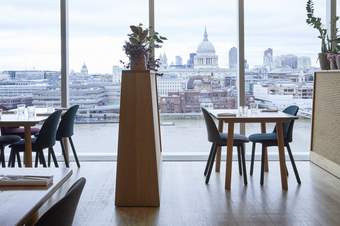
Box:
[35,177,86,226]
[201,108,249,185]
[56,105,80,168]
[9,110,62,168]
[0,135,21,167]
[248,105,301,185]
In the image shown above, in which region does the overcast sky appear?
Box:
[0,0,329,73]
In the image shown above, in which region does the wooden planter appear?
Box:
[115,70,161,207]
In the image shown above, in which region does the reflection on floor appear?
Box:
[41,161,340,226]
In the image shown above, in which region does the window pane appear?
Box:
[69,0,148,155]
[156,0,238,154]
[245,0,326,158]
[0,1,61,109]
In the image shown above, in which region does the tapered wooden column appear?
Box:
[115,70,161,207]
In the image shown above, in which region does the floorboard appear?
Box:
[39,161,340,226]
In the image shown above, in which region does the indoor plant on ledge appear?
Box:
[121,23,166,72]
[306,0,340,70]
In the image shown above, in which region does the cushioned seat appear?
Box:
[249,132,277,143]
[219,133,249,145]
[9,137,38,151]
[2,127,40,138]
[0,135,21,146]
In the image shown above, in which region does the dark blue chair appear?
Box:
[248,105,301,185]
[202,107,249,185]
[0,135,21,167]
[9,110,62,168]
[35,177,86,226]
[56,105,80,168]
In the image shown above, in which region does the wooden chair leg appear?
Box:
[49,147,59,167]
[205,144,218,184]
[60,140,69,168]
[241,144,247,185]
[260,144,265,186]
[204,143,215,176]
[237,145,242,176]
[16,152,22,168]
[69,137,80,168]
[250,142,256,176]
[286,144,301,184]
[0,146,5,168]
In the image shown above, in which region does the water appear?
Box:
[65,119,311,156]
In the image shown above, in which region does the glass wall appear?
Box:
[155,0,238,154]
[68,0,148,156]
[0,1,61,110]
[244,0,326,159]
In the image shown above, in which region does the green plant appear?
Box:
[306,0,330,53]
[121,23,167,73]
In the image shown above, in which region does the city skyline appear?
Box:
[0,0,326,73]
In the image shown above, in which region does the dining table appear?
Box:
[0,108,58,167]
[0,167,73,226]
[208,108,298,191]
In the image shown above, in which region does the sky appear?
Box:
[0,0,329,73]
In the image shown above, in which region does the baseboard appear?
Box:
[310,151,340,178]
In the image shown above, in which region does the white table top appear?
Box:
[0,168,73,226]
[208,109,298,123]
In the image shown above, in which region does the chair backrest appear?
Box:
[35,177,86,226]
[35,110,62,149]
[273,105,299,143]
[56,105,79,140]
[201,107,220,143]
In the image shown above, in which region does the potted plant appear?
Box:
[121,23,167,72]
[306,0,331,70]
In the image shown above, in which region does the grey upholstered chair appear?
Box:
[202,107,249,185]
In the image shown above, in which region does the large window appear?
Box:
[244,0,326,159]
[0,1,61,109]
[156,0,238,155]
[68,0,148,156]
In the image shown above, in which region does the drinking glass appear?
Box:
[17,104,25,117]
[27,106,36,118]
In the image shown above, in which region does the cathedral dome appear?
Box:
[197,28,216,54]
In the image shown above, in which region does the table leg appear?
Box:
[215,120,223,172]
[24,126,33,167]
[276,122,288,190]
[225,122,234,190]
[260,122,269,172]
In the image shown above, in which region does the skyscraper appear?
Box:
[263,48,273,69]
[228,47,237,69]
[187,53,196,68]
[175,56,183,66]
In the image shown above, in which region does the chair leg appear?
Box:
[39,150,47,168]
[241,144,247,185]
[8,150,14,167]
[69,137,80,167]
[11,151,15,167]
[286,144,301,184]
[237,145,243,176]
[60,140,69,168]
[35,152,39,168]
[0,146,5,168]
[48,149,51,167]
[205,144,218,184]
[16,152,22,168]
[49,147,59,167]
[250,142,256,176]
[260,144,265,186]
[204,143,215,176]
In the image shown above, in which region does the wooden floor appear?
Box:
[41,161,340,226]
